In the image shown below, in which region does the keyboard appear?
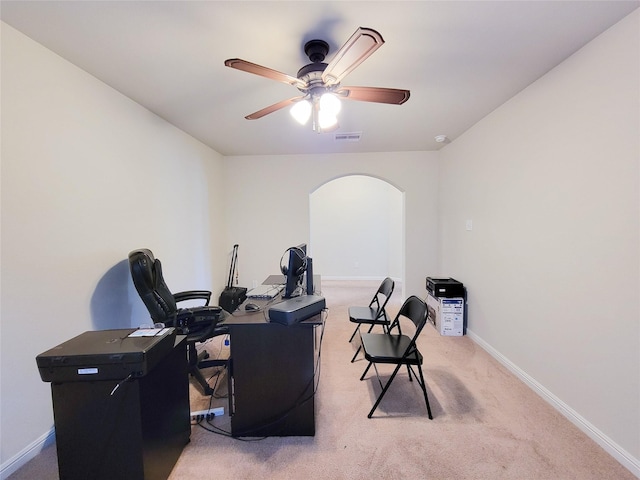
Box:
[247,284,284,299]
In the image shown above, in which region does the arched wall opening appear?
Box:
[309,174,404,297]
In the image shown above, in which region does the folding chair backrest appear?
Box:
[401,295,428,331]
[390,295,428,342]
[369,277,395,320]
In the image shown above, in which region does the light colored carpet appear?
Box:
[9,280,635,479]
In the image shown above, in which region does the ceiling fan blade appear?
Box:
[336,86,410,105]
[225,59,307,89]
[245,96,306,120]
[322,27,385,86]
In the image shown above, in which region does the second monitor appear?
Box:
[282,243,308,298]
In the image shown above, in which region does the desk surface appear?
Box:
[262,274,286,285]
[223,275,322,326]
[223,297,322,326]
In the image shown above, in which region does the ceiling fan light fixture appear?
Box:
[308,92,341,132]
[290,99,312,124]
[318,110,338,130]
[319,92,341,116]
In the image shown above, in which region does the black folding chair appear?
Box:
[348,277,394,362]
[359,295,433,419]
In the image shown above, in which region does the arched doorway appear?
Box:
[309,175,404,296]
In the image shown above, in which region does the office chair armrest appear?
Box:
[174,290,212,306]
[175,305,224,341]
[187,322,229,345]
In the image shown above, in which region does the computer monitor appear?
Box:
[282,244,307,299]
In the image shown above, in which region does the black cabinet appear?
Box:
[45,335,189,480]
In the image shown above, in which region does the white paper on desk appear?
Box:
[128,328,170,337]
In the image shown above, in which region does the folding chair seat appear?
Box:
[359,295,433,419]
[348,277,394,362]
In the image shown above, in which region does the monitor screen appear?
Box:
[282,244,307,298]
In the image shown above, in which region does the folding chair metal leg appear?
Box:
[415,364,433,420]
[350,346,362,363]
[348,325,359,343]
[359,361,373,381]
[351,324,376,363]
[367,363,403,418]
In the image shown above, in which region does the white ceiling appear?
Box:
[1,1,638,156]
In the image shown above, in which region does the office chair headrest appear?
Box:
[128,249,157,291]
[129,248,155,264]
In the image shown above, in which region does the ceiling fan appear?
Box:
[224,27,410,133]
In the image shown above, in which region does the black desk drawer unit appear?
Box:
[229,322,317,437]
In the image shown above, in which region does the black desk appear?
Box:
[224,285,323,437]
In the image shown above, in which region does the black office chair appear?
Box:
[348,277,395,362]
[128,248,230,399]
[359,295,433,419]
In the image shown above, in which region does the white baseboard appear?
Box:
[321,275,385,281]
[0,428,55,480]
[320,276,402,283]
[467,329,640,479]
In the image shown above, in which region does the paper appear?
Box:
[128,328,170,337]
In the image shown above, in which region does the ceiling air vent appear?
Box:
[334,132,362,142]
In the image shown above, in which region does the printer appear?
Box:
[36,328,177,383]
[426,277,465,298]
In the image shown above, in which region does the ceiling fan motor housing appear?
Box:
[304,39,329,63]
[298,40,331,91]
[297,62,328,86]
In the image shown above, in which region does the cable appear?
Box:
[207,366,228,400]
[110,372,133,396]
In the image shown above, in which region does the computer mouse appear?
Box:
[245,303,260,311]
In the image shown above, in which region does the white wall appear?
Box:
[310,175,403,281]
[439,10,639,471]
[221,152,439,298]
[0,23,227,472]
